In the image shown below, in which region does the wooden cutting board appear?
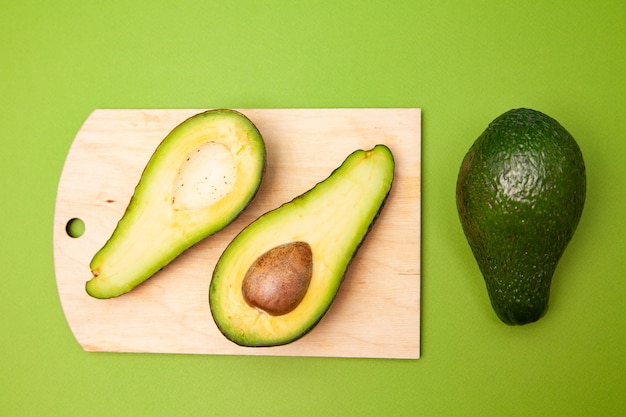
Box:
[53,108,421,359]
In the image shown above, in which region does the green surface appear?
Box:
[1,0,624,416]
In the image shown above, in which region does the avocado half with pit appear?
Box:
[86,109,266,299]
[209,144,395,347]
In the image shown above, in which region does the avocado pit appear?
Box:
[242,241,313,316]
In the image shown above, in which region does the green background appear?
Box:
[2,1,625,416]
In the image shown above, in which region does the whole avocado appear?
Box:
[456,108,586,325]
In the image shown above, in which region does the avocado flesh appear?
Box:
[456,108,586,325]
[86,109,266,299]
[209,144,394,346]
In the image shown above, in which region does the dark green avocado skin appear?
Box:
[456,108,586,325]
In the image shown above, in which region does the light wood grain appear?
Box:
[53,108,421,359]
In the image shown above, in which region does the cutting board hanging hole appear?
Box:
[65,218,85,238]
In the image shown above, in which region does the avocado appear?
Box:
[209,144,394,346]
[86,109,266,299]
[456,108,586,325]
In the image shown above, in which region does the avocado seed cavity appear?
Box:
[173,141,237,210]
[242,241,313,316]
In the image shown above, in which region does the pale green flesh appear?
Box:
[209,144,395,347]
[86,110,266,299]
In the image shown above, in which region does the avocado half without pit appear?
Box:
[209,144,395,347]
[86,109,266,299]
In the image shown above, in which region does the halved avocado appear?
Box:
[86,109,266,299]
[209,144,394,347]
